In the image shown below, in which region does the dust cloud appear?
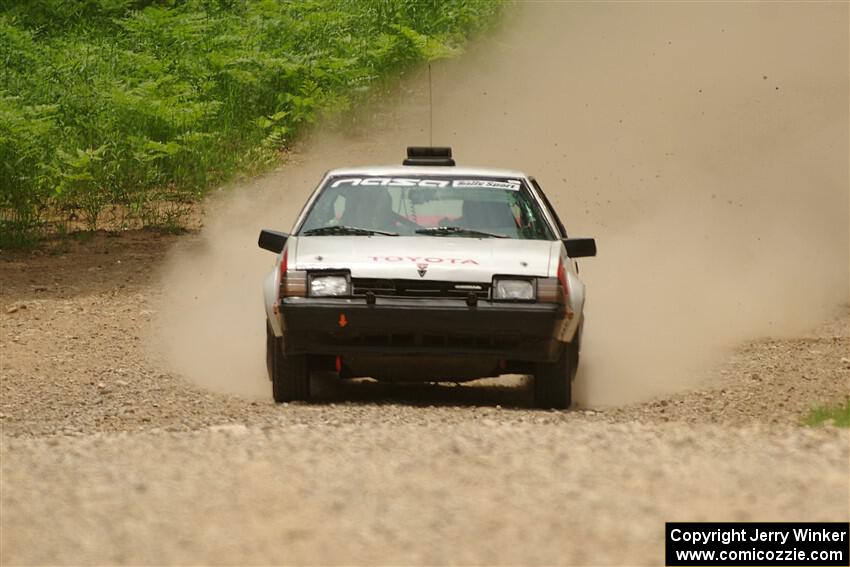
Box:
[155,3,848,405]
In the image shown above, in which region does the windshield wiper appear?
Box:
[303,225,398,236]
[415,226,506,238]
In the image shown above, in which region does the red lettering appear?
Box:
[367,256,478,264]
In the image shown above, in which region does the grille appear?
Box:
[351,278,490,299]
[311,331,524,352]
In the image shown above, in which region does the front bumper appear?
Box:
[278,297,567,362]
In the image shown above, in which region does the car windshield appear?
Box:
[298,176,555,240]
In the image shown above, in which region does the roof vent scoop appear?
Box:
[403,146,455,166]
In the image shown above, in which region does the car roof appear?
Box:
[324,165,529,179]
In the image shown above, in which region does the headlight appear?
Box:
[309,274,350,297]
[492,278,535,301]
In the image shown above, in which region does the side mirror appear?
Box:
[564,238,596,258]
[258,229,288,253]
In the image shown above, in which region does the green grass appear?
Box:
[0,0,502,246]
[804,399,850,427]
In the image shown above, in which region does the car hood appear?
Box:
[291,236,557,282]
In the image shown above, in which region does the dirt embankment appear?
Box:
[1,2,848,565]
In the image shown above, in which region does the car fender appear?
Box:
[264,251,284,337]
[562,265,585,342]
[549,243,585,343]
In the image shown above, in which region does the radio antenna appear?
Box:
[428,63,433,146]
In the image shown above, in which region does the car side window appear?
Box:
[530,177,567,238]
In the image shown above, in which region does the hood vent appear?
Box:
[403,146,455,166]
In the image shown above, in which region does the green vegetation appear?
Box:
[0,0,502,246]
[804,398,850,427]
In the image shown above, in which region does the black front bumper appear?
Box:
[279,297,567,362]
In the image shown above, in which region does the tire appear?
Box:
[266,320,310,403]
[533,340,577,409]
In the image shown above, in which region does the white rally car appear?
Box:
[259,147,596,408]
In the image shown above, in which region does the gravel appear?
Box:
[2,421,847,565]
[1,231,848,565]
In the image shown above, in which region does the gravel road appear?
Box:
[1,233,848,565]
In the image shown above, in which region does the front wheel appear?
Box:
[266,321,310,403]
[533,340,577,409]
